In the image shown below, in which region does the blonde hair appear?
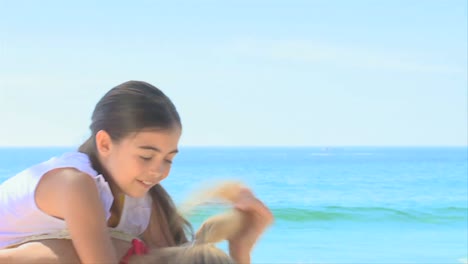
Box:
[129,181,248,264]
[128,244,235,264]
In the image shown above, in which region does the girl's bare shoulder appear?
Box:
[35,168,99,219]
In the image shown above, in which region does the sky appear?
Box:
[0,0,467,147]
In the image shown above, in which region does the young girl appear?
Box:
[0,81,272,263]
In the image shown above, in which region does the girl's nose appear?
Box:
[149,160,165,178]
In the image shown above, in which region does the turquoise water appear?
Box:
[1,147,467,263]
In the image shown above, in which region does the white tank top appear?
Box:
[0,152,152,249]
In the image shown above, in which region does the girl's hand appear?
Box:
[228,188,273,263]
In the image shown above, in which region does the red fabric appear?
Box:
[119,239,149,264]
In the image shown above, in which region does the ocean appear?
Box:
[1,147,467,264]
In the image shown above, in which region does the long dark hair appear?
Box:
[78,80,191,246]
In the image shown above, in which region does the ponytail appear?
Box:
[149,185,192,246]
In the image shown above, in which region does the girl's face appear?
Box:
[97,127,181,198]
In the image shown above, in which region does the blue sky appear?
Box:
[0,0,466,146]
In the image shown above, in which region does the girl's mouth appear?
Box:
[137,180,153,188]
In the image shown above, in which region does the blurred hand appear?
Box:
[228,188,273,256]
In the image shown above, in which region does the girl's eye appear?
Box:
[140,156,153,161]
[165,159,173,164]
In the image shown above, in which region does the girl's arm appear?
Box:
[35,168,118,263]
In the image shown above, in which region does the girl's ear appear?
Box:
[95,130,113,157]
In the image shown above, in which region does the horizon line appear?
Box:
[0,144,467,148]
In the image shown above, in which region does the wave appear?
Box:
[185,206,468,224]
[272,206,467,223]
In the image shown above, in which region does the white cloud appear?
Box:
[223,38,465,74]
